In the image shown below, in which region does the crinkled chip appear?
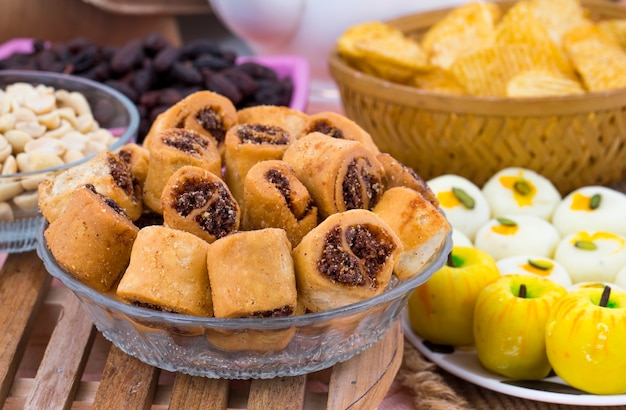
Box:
[563,24,626,92]
[421,2,501,69]
[337,21,429,83]
[528,0,591,47]
[599,19,626,51]
[451,43,572,96]
[496,1,576,77]
[411,67,467,95]
[506,70,585,97]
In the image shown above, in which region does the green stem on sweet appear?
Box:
[600,285,611,308]
[519,284,527,299]
[447,252,456,267]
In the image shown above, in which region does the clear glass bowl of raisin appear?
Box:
[0,70,138,253]
[36,216,451,380]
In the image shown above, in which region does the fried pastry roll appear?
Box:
[292,209,403,312]
[224,123,295,205]
[115,143,150,187]
[376,152,439,207]
[161,166,240,244]
[206,228,297,319]
[282,132,385,219]
[242,160,318,247]
[236,105,309,140]
[302,111,380,153]
[373,186,451,279]
[117,225,213,317]
[143,90,237,154]
[38,150,142,223]
[44,184,139,293]
[143,128,221,214]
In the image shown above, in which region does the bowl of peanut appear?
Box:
[0,70,139,253]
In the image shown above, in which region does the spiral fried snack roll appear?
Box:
[376,152,439,207]
[161,166,240,244]
[143,90,237,153]
[117,225,213,317]
[224,123,296,205]
[292,209,403,312]
[237,105,309,140]
[207,228,297,318]
[373,186,451,280]
[44,184,139,293]
[38,150,142,223]
[115,143,150,187]
[302,111,380,154]
[143,128,221,214]
[282,132,385,219]
[242,160,318,247]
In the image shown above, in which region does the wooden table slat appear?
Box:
[247,375,307,410]
[93,346,160,410]
[169,373,229,409]
[24,288,96,410]
[0,252,51,404]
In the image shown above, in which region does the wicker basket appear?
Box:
[328,0,626,195]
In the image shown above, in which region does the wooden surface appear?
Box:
[0,251,403,409]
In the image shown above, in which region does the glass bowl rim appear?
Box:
[36,219,452,330]
[0,69,140,178]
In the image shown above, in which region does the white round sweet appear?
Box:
[497,255,572,289]
[427,174,490,240]
[482,167,561,220]
[451,229,473,248]
[551,186,626,237]
[614,265,626,291]
[568,281,626,293]
[554,231,626,284]
[474,214,560,261]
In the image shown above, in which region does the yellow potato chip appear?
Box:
[337,21,429,82]
[563,24,626,92]
[451,43,572,96]
[495,1,576,77]
[421,2,501,69]
[505,70,585,97]
[599,19,626,51]
[527,0,591,47]
[411,67,467,95]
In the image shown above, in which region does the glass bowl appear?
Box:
[36,219,451,379]
[0,70,139,253]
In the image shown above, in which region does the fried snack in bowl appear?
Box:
[506,69,585,97]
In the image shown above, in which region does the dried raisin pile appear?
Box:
[0,33,294,143]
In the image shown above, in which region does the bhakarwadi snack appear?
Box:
[236,105,309,140]
[38,150,142,223]
[143,128,221,214]
[161,166,240,244]
[206,228,297,318]
[44,184,139,293]
[302,111,380,153]
[224,123,295,205]
[242,160,318,247]
[143,90,237,153]
[117,225,213,317]
[373,187,451,280]
[115,143,150,187]
[292,209,403,312]
[376,152,439,207]
[282,132,385,219]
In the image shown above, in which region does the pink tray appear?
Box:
[0,38,310,112]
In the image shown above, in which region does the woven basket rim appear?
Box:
[328,0,626,116]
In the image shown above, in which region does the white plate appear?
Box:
[401,310,626,406]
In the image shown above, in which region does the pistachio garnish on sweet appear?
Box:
[528,259,553,270]
[574,240,598,251]
[496,217,517,227]
[513,179,532,196]
[452,187,475,209]
[589,193,601,210]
